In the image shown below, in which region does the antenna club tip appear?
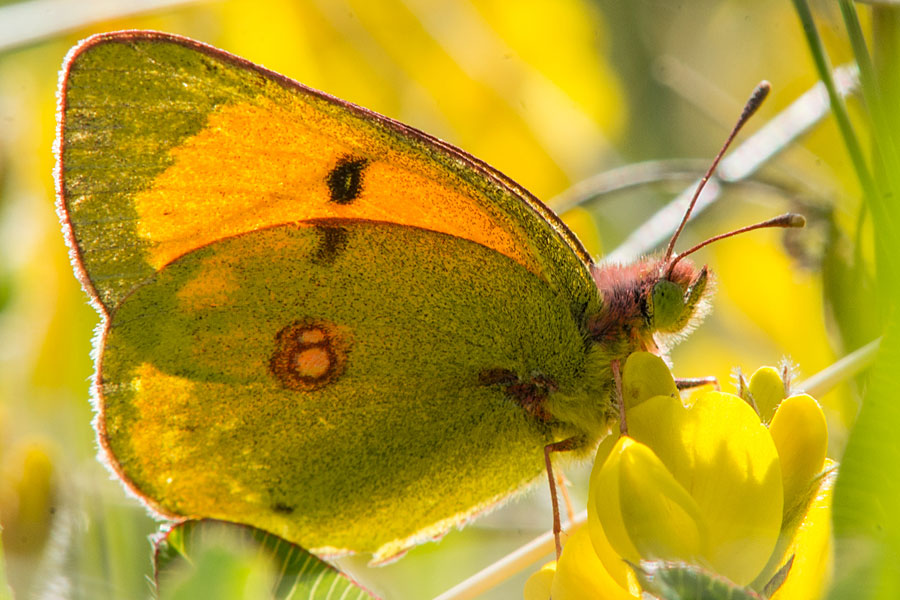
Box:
[746,82,771,112]
[740,81,772,123]
[769,212,805,228]
[786,213,806,228]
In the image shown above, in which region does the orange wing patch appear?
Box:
[175,254,240,311]
[134,96,536,273]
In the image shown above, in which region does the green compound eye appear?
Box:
[651,279,685,331]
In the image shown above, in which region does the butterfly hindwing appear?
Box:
[100,220,591,560]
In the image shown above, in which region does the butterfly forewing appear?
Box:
[57,31,598,318]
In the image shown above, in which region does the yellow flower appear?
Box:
[526,353,833,599]
[524,525,639,600]
[0,440,56,557]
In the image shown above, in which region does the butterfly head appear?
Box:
[647,259,710,334]
[588,210,804,356]
[588,255,713,355]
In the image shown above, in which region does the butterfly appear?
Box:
[56,30,797,563]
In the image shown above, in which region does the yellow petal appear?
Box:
[749,366,785,424]
[593,431,620,472]
[523,561,556,600]
[768,394,828,516]
[620,442,708,560]
[551,525,638,600]
[621,352,678,410]
[628,393,783,585]
[769,462,835,600]
[590,438,642,565]
[588,456,641,593]
[590,438,706,577]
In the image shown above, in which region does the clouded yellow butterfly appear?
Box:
[56,30,799,563]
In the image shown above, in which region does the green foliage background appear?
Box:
[0,1,881,598]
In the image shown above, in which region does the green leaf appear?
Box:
[154,519,376,600]
[830,320,900,600]
[826,4,900,600]
[761,556,793,599]
[789,3,900,598]
[631,560,763,600]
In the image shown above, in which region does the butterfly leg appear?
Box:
[482,367,576,556]
[675,376,719,391]
[544,436,582,559]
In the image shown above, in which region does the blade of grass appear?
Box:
[791,0,897,286]
[839,0,900,190]
[829,321,900,600]
[797,338,880,398]
[871,6,900,219]
[826,3,900,600]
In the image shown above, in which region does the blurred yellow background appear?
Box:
[0,0,863,598]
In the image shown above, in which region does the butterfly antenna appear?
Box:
[667,212,806,274]
[662,81,772,266]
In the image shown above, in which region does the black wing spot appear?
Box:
[327,155,368,204]
[272,502,295,515]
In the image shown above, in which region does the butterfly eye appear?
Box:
[651,279,685,331]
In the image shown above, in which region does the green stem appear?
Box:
[792,0,896,288]
[871,6,900,271]
[840,1,900,186]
